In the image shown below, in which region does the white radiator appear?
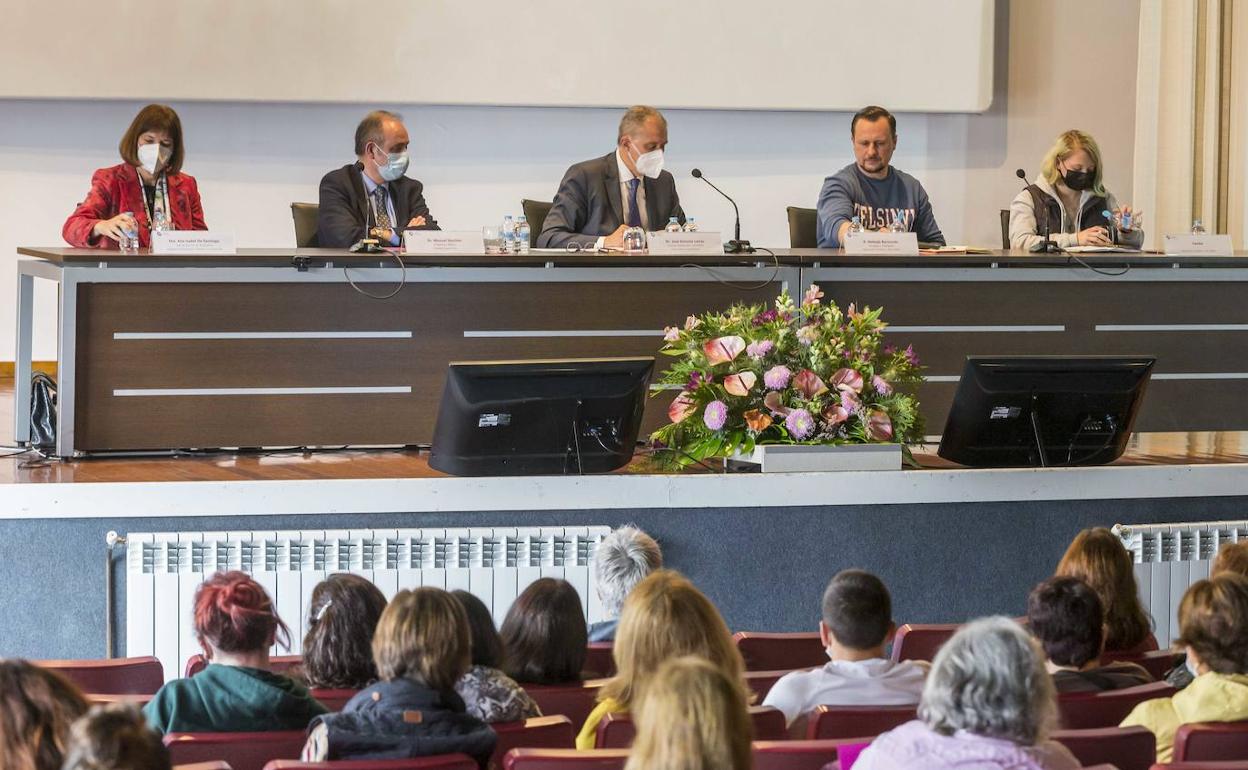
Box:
[126,526,612,683]
[1115,521,1248,647]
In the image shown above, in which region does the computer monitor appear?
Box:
[937,356,1155,468]
[428,357,655,477]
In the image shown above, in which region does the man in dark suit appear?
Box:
[537,105,684,249]
[317,110,439,248]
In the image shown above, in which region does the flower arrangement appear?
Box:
[650,284,925,466]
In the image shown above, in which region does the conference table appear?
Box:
[14,246,1248,457]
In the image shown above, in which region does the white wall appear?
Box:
[0,0,1140,362]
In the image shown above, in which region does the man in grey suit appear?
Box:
[537,105,685,249]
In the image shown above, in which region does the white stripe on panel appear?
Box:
[1152,373,1248,381]
[113,331,412,340]
[463,330,662,338]
[1095,324,1248,332]
[883,325,1066,333]
[113,386,412,397]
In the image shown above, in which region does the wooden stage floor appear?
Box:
[5,378,1248,484]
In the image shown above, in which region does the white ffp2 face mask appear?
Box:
[137,143,162,175]
[633,148,665,179]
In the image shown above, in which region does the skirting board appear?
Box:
[0,362,57,378]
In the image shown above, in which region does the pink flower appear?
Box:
[792,369,828,399]
[668,392,697,424]
[723,371,758,397]
[744,409,773,432]
[840,390,861,413]
[797,325,820,346]
[684,315,702,331]
[703,400,728,431]
[763,365,792,390]
[663,326,681,342]
[746,340,774,359]
[822,404,850,427]
[802,284,825,308]
[866,410,894,441]
[872,375,892,395]
[785,409,816,439]
[831,368,864,393]
[847,303,862,320]
[763,390,791,417]
[703,336,746,365]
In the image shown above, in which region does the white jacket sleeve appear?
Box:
[1009,189,1077,251]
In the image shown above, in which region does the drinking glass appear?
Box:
[622,226,647,253]
[482,225,503,254]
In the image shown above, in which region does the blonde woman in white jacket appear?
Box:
[1009,130,1143,252]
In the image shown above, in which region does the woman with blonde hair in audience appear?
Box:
[62,703,170,770]
[0,659,89,770]
[1054,527,1153,653]
[1122,572,1248,762]
[855,617,1079,770]
[576,569,748,749]
[624,655,753,770]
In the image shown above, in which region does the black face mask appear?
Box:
[1062,167,1095,191]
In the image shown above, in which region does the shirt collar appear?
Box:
[360,169,386,194]
[824,657,895,677]
[616,149,640,183]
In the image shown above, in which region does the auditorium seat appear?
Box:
[889,623,959,663]
[1102,648,1181,681]
[1113,634,1162,655]
[786,206,818,248]
[752,739,864,770]
[520,200,553,246]
[1152,763,1248,769]
[595,706,787,748]
[291,202,319,248]
[1174,720,1248,762]
[88,692,154,707]
[1051,726,1156,770]
[1057,681,1177,729]
[165,731,307,770]
[38,656,164,695]
[265,757,477,769]
[175,763,234,770]
[185,654,301,678]
[309,688,358,711]
[491,716,576,767]
[525,680,606,729]
[582,643,614,678]
[746,668,806,701]
[733,631,826,671]
[503,749,629,770]
[805,704,918,740]
[999,209,1010,250]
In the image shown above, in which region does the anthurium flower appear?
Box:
[744,409,773,432]
[668,392,697,424]
[831,368,864,393]
[866,410,894,440]
[703,336,746,365]
[792,369,828,399]
[763,391,791,417]
[822,404,850,426]
[723,371,757,396]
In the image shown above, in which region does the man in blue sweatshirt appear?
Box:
[816,106,945,248]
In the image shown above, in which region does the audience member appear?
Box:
[590,525,663,642]
[302,587,496,766]
[299,573,388,690]
[855,617,1079,770]
[577,569,748,749]
[1027,576,1152,693]
[1055,527,1154,653]
[143,571,326,734]
[500,578,588,685]
[1169,540,1248,688]
[451,589,541,723]
[0,660,89,770]
[624,655,752,770]
[1122,572,1248,762]
[764,569,927,735]
[61,703,170,770]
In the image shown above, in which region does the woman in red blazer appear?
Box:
[63,103,207,249]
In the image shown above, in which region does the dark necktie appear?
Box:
[626,178,642,227]
[372,186,392,230]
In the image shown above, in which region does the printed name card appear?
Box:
[150,231,236,255]
[1163,234,1235,257]
[646,231,724,256]
[842,232,919,256]
[403,230,484,255]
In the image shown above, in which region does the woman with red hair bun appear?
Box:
[143,571,327,734]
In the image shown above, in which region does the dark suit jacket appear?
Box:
[536,152,684,248]
[316,162,439,248]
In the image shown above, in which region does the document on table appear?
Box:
[1065,246,1140,253]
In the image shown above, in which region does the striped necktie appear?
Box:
[626,178,642,227]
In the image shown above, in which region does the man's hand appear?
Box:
[603,224,628,249]
[406,216,427,229]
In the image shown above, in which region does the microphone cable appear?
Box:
[343,250,408,299]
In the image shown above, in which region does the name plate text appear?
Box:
[842,232,919,256]
[150,231,236,255]
[647,231,723,256]
[1163,234,1235,257]
[404,230,484,255]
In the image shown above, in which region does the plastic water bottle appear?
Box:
[1192,219,1207,235]
[120,210,139,253]
[515,215,530,254]
[845,215,864,239]
[888,212,908,233]
[664,217,682,233]
[683,217,698,233]
[501,215,516,253]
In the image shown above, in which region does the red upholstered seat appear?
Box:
[1175,720,1248,762]
[889,623,959,663]
[733,632,827,671]
[174,763,234,770]
[491,716,576,767]
[752,739,865,770]
[1057,681,1177,729]
[1109,633,1161,656]
[746,669,806,701]
[185,654,301,679]
[264,757,477,770]
[1051,726,1156,770]
[582,643,615,679]
[524,680,606,731]
[37,656,164,695]
[308,689,358,712]
[805,705,918,740]
[1101,648,1180,681]
[164,731,307,770]
[87,692,154,708]
[596,706,787,748]
[1151,763,1248,769]
[502,749,629,770]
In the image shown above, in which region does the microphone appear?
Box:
[1017,168,1059,254]
[691,168,753,254]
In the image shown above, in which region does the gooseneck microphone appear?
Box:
[1017,168,1059,253]
[691,168,753,254]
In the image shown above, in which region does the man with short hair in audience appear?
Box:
[816,105,945,248]
[589,525,662,642]
[1027,576,1153,693]
[763,569,927,737]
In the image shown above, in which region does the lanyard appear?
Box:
[136,165,170,231]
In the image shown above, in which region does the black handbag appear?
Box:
[29,372,56,448]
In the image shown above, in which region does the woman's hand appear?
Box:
[1077,226,1112,246]
[92,212,137,243]
[1114,205,1142,231]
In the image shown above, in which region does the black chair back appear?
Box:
[786,206,818,248]
[291,202,319,247]
[521,199,554,246]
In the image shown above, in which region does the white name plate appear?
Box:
[150,231,236,255]
[646,231,723,256]
[1163,233,1235,257]
[403,230,484,254]
[842,232,919,256]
